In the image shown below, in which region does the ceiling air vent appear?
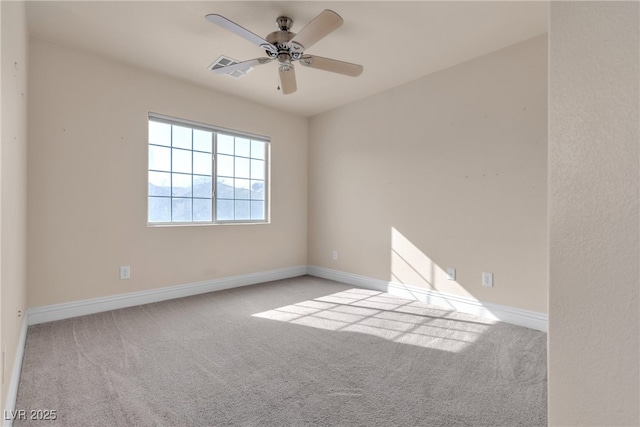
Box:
[208,55,252,79]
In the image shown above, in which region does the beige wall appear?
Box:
[308,35,548,313]
[1,0,28,414]
[549,2,640,425]
[27,37,308,308]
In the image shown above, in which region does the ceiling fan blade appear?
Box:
[299,55,363,77]
[290,9,343,50]
[206,14,274,50]
[279,65,297,95]
[209,58,272,74]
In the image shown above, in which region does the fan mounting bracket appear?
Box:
[276,16,293,31]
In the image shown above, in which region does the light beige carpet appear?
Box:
[14,276,547,426]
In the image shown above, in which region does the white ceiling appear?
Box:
[26,1,549,117]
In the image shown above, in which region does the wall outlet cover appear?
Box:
[482,272,493,287]
[120,266,131,280]
[446,267,456,280]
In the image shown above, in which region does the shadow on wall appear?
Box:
[388,226,536,325]
[391,226,475,302]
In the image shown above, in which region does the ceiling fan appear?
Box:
[205,9,363,95]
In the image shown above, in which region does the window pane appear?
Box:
[216,177,234,199]
[236,137,250,157]
[149,121,171,147]
[193,130,212,153]
[235,200,250,220]
[149,145,171,171]
[251,140,265,160]
[172,198,192,222]
[172,125,192,149]
[193,199,212,221]
[217,199,234,221]
[172,148,192,174]
[149,171,170,196]
[193,175,212,198]
[251,200,265,221]
[149,116,268,224]
[234,178,250,200]
[251,180,265,200]
[250,159,265,180]
[148,197,171,222]
[172,173,192,197]
[235,157,250,178]
[217,134,234,155]
[217,155,234,177]
[193,151,212,175]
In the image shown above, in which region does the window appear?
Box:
[148,114,269,224]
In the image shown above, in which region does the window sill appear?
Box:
[147,221,270,227]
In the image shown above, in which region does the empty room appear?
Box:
[1,1,638,426]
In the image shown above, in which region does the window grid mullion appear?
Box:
[212,132,217,223]
[248,149,252,219]
[233,136,236,221]
[170,125,174,222]
[191,130,194,222]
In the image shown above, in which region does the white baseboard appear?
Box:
[3,316,28,427]
[307,265,547,332]
[27,265,307,326]
[25,265,547,331]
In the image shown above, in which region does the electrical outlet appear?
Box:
[332,250,338,261]
[482,272,493,287]
[446,267,456,281]
[120,266,131,280]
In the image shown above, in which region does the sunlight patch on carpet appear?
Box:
[252,289,494,353]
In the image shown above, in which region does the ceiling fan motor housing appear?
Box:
[265,17,304,64]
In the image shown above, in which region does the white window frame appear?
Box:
[147,112,270,226]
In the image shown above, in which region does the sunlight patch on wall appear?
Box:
[391,227,475,299]
[252,288,492,353]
